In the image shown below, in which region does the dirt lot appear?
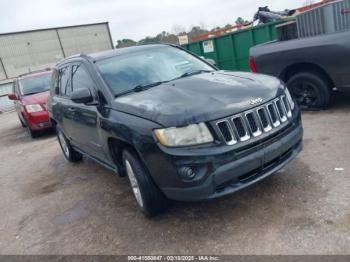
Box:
[0,94,349,255]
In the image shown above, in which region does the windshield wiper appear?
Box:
[115,81,165,97]
[114,70,213,97]
[175,70,214,80]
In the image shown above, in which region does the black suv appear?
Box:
[47,44,303,216]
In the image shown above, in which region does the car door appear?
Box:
[68,63,103,159]
[55,65,77,139]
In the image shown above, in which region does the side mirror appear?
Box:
[70,88,93,104]
[8,93,18,100]
[205,58,216,66]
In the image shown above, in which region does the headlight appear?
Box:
[285,88,295,110]
[154,123,214,147]
[25,104,43,113]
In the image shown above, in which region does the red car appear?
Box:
[8,70,52,138]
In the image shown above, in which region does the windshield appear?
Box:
[96,46,215,96]
[19,73,52,96]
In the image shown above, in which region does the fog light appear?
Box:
[179,167,196,180]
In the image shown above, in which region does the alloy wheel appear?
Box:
[58,131,70,158]
[125,160,144,208]
[290,81,321,108]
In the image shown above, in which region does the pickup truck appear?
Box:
[249,30,350,109]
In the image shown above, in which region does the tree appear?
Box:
[116,39,137,48]
[187,26,209,39]
[235,17,249,26]
[303,0,315,6]
[137,31,179,45]
[171,25,186,35]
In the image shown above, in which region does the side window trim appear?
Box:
[51,69,59,95]
[57,64,72,99]
[14,81,19,94]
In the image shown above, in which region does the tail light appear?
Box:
[249,56,257,73]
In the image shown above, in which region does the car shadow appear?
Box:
[330,90,350,110]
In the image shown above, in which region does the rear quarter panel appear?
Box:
[250,31,350,88]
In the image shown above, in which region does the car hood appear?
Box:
[113,71,284,127]
[21,91,50,106]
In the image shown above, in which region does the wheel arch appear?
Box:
[107,137,143,177]
[279,62,334,88]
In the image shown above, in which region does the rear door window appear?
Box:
[58,66,71,97]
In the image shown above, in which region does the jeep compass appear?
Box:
[47,44,303,216]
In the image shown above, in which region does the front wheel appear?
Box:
[26,124,39,138]
[122,150,168,217]
[56,127,83,162]
[19,115,26,128]
[286,72,331,110]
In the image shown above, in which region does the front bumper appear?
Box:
[153,120,303,201]
[23,110,51,131]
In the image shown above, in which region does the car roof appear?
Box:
[18,70,52,80]
[56,44,176,66]
[89,44,172,60]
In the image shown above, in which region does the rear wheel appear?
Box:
[286,72,331,110]
[122,150,168,217]
[56,127,83,162]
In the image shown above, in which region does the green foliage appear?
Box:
[116,39,137,48]
[235,17,249,26]
[115,19,247,48]
[116,32,179,48]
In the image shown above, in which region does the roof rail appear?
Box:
[18,68,52,77]
[56,54,92,65]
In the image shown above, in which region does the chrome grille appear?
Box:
[257,108,272,132]
[232,117,250,141]
[216,120,236,145]
[282,96,292,118]
[267,103,280,127]
[214,95,293,145]
[245,112,262,137]
[275,99,287,122]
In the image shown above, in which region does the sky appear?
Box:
[0,0,307,44]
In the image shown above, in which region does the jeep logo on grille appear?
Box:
[250,98,263,105]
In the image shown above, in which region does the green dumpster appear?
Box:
[183,21,286,72]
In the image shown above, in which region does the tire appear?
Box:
[56,127,83,162]
[19,115,26,128]
[122,150,168,217]
[25,120,40,138]
[28,127,40,138]
[286,72,331,110]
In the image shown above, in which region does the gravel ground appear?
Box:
[0,93,349,255]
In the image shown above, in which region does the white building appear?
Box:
[0,22,114,80]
